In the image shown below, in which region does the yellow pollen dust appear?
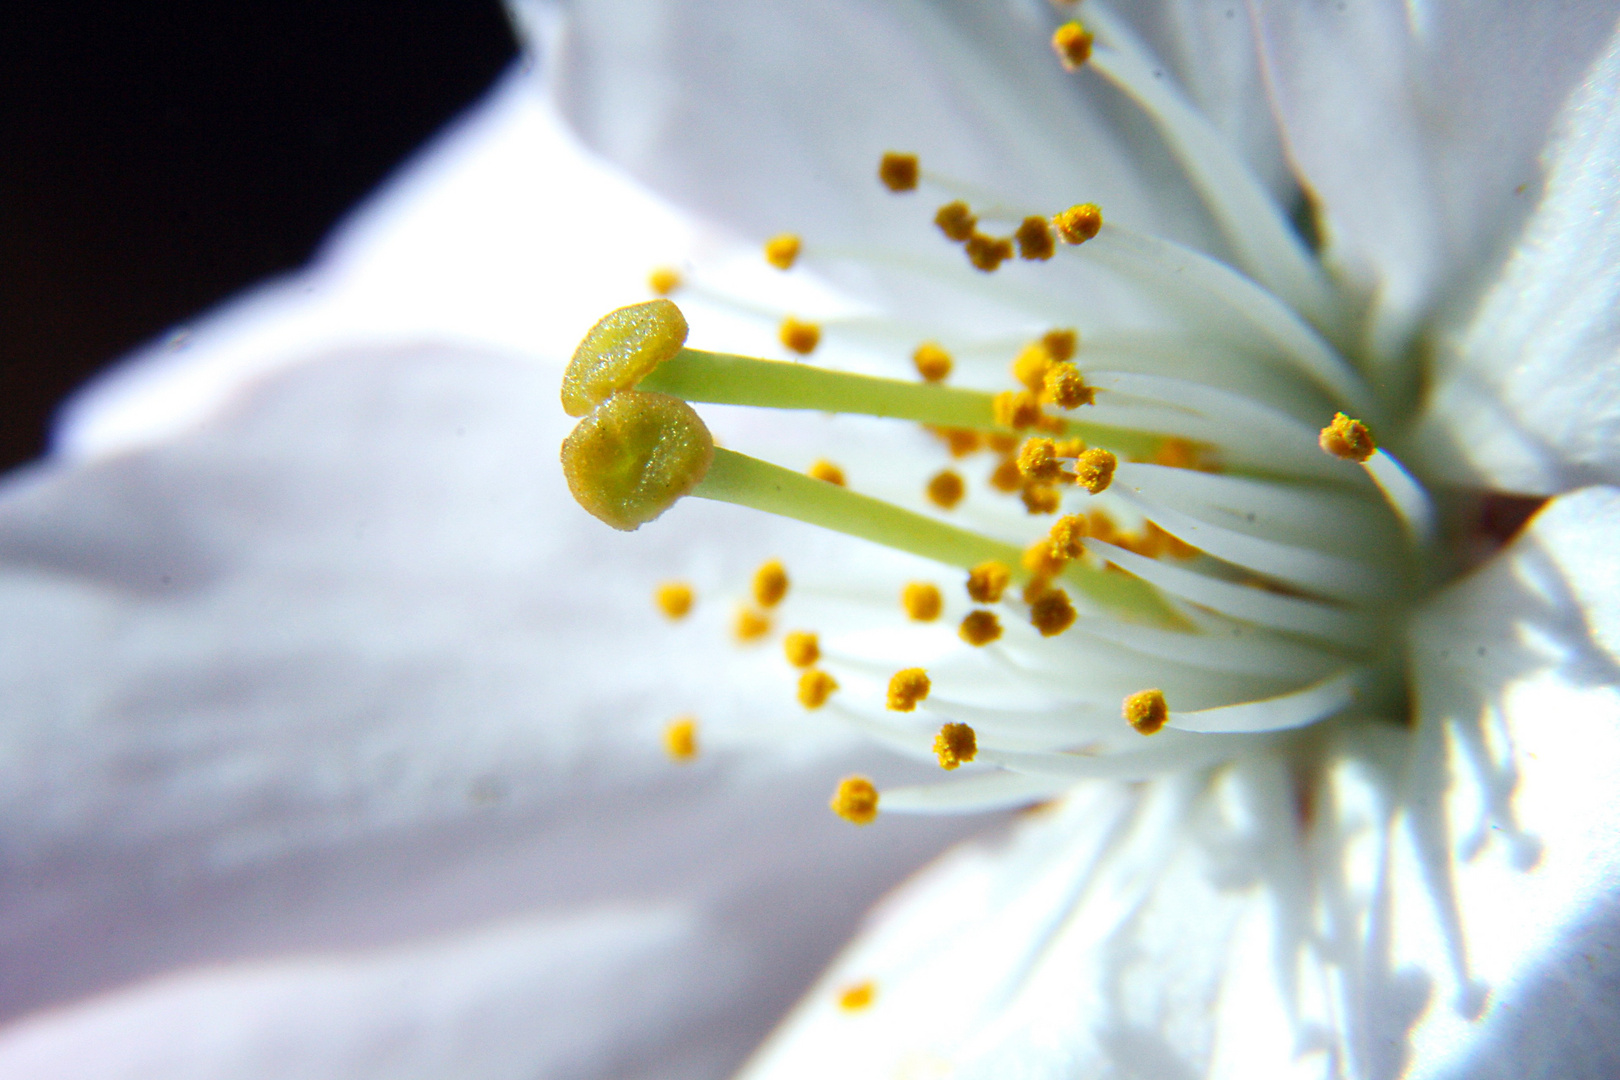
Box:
[753,560,790,608]
[934,200,978,242]
[647,266,682,296]
[663,716,699,761]
[1319,412,1376,462]
[926,469,966,509]
[764,233,802,270]
[1016,216,1056,260]
[1073,447,1118,494]
[784,630,820,668]
[808,459,847,486]
[1042,328,1078,363]
[1030,587,1077,636]
[902,582,944,622]
[965,233,1014,272]
[1051,21,1095,70]
[1016,437,1065,483]
[913,342,954,383]
[562,299,690,418]
[779,316,822,355]
[1125,688,1169,735]
[1054,203,1103,244]
[879,152,919,192]
[735,607,772,643]
[1044,362,1095,409]
[989,456,1025,493]
[838,980,877,1012]
[831,775,879,825]
[887,668,932,712]
[1048,513,1089,560]
[1012,343,1055,392]
[1020,483,1062,515]
[799,668,840,709]
[959,609,1003,646]
[966,560,1011,603]
[933,722,978,770]
[654,581,695,620]
[1023,537,1068,578]
[992,389,1044,430]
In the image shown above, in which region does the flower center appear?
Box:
[558,3,1463,823]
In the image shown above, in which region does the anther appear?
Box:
[902,582,944,622]
[964,233,1014,272]
[989,456,1024,492]
[1012,343,1055,393]
[1319,412,1375,462]
[958,609,1003,646]
[664,716,699,761]
[1124,688,1169,735]
[1020,483,1062,515]
[1073,448,1118,494]
[1053,203,1103,244]
[1043,363,1095,408]
[654,581,695,619]
[1023,538,1068,578]
[764,233,802,270]
[784,630,820,668]
[1016,216,1056,260]
[1030,588,1077,636]
[799,668,839,709]
[753,560,790,608]
[560,390,715,530]
[912,342,954,383]
[926,469,966,509]
[647,266,682,296]
[966,560,1011,603]
[1016,437,1064,482]
[831,775,880,825]
[1051,21,1094,70]
[887,668,931,711]
[879,152,919,192]
[779,316,822,355]
[934,201,978,242]
[1042,329,1078,363]
[933,722,978,770]
[838,981,877,1011]
[1054,437,1086,458]
[1048,514,1088,560]
[992,390,1043,429]
[808,459,847,486]
[735,607,772,643]
[563,300,690,417]
[929,425,980,457]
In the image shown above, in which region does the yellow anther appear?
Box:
[926,469,966,509]
[647,266,682,296]
[1020,482,1062,515]
[808,459,847,486]
[663,716,699,761]
[764,233,802,270]
[1030,587,1077,637]
[1022,537,1068,578]
[879,152,919,192]
[966,560,1011,603]
[1073,447,1118,494]
[989,455,1025,493]
[838,980,877,1011]
[1087,507,1119,544]
[1043,362,1096,409]
[986,431,1019,454]
[902,582,944,622]
[1012,343,1055,393]
[1051,22,1095,70]
[799,668,840,709]
[563,300,691,417]
[1022,574,1054,604]
[1015,215,1057,261]
[1319,412,1375,462]
[831,775,880,824]
[992,389,1044,430]
[779,316,822,355]
[561,390,715,531]
[1042,328,1078,363]
[1048,513,1089,560]
[887,668,931,711]
[934,722,978,770]
[934,200,978,242]
[753,559,790,608]
[928,425,981,457]
[735,606,772,643]
[784,630,820,668]
[912,342,954,383]
[1053,203,1103,244]
[655,581,695,620]
[1124,688,1169,735]
[964,232,1014,272]
[1053,437,1087,458]
[958,609,1003,646]
[1016,437,1064,482]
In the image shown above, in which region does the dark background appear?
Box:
[0,2,517,472]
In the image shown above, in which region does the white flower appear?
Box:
[0,3,1618,1080]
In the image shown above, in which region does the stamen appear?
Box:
[1030,588,1077,636]
[1050,21,1094,70]
[753,559,790,608]
[1044,363,1095,408]
[1124,688,1169,735]
[1048,514,1088,560]
[562,299,689,418]
[560,390,715,531]
[1023,538,1067,579]
[926,469,966,509]
[1012,343,1055,392]
[838,981,877,1011]
[902,582,944,622]
[830,775,879,824]
[1016,216,1056,260]
[913,342,954,383]
[1053,203,1102,244]
[934,723,978,770]
[764,233,802,270]
[878,152,919,193]
[966,560,1011,603]
[888,668,932,711]
[1042,329,1078,362]
[654,581,694,619]
[935,201,978,242]
[992,390,1043,429]
[647,266,682,296]
[1319,414,1437,543]
[964,233,1014,272]
[784,630,820,667]
[959,609,1003,645]
[807,459,847,485]
[1016,437,1065,483]
[1319,413,1375,462]
[663,716,699,760]
[735,607,772,643]
[799,668,839,709]
[1073,448,1118,494]
[779,316,822,355]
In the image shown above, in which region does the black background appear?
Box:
[0,3,517,471]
